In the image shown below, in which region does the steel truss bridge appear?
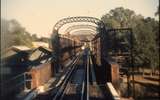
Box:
[1,16,135,100]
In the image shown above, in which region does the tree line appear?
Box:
[1,18,49,52]
[101,7,159,72]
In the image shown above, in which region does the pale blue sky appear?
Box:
[1,0,159,37]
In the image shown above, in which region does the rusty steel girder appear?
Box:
[53,16,104,31]
[51,16,106,74]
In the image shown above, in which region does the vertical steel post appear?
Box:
[130,29,135,98]
[87,50,90,100]
[52,30,60,74]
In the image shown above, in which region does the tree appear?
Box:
[1,19,13,51]
[1,18,33,52]
[134,18,159,72]
[101,7,137,28]
[31,34,39,41]
[101,7,159,73]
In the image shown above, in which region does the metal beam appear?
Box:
[53,16,104,31]
[65,24,97,33]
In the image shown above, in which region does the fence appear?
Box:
[0,72,32,98]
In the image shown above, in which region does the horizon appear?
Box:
[1,0,159,37]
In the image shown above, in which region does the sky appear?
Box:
[1,0,159,37]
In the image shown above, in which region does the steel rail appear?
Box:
[52,54,81,100]
[89,54,97,85]
[58,51,87,100]
[80,52,87,100]
[81,80,85,100]
[59,83,72,100]
[86,51,90,100]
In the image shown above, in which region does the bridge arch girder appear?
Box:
[65,24,97,34]
[70,29,96,41]
[53,16,104,31]
[70,29,96,36]
[51,16,109,73]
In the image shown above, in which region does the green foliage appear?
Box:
[1,18,50,55]
[101,7,159,69]
[1,19,33,52]
[31,34,39,41]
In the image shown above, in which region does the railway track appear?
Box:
[33,49,119,100]
[52,49,112,100]
[52,50,87,100]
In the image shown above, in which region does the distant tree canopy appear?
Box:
[101,7,159,70]
[31,34,39,41]
[1,19,49,54]
[1,19,33,51]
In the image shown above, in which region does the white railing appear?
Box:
[107,82,120,100]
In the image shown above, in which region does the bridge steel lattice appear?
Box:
[51,16,111,76]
